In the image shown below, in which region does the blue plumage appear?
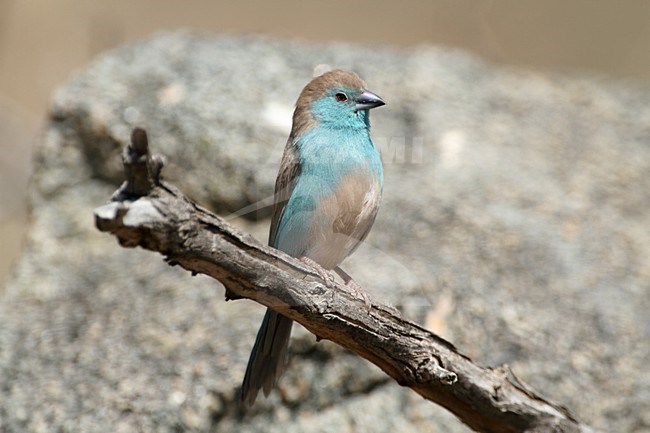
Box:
[275,124,383,257]
[241,70,385,405]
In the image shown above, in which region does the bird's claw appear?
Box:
[299,259,372,312]
[345,278,372,312]
[333,266,371,312]
[299,257,337,288]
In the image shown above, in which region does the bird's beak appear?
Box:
[355,90,386,111]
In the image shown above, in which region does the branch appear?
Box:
[94,128,596,433]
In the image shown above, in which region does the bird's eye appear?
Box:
[335,92,348,102]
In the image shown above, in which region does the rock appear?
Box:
[0,100,37,285]
[1,31,648,432]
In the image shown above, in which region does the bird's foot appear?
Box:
[347,278,372,312]
[299,256,337,289]
[334,266,372,312]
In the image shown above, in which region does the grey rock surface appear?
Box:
[1,31,649,432]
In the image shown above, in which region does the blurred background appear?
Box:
[1,0,650,284]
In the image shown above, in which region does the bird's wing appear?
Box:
[333,175,382,259]
[268,141,301,247]
[345,202,380,257]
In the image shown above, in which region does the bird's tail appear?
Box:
[241,308,293,405]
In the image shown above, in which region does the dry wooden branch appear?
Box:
[94,128,596,433]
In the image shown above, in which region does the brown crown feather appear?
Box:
[290,70,367,139]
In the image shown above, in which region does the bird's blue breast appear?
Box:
[296,125,383,192]
[273,125,383,262]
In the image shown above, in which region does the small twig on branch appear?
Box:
[94,128,596,433]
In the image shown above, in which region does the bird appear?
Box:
[241,69,385,405]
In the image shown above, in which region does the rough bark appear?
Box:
[94,128,597,433]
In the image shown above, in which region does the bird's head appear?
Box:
[292,70,385,133]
